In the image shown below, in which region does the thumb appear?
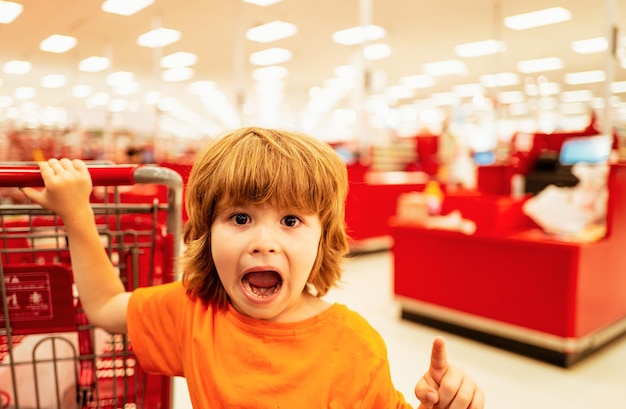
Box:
[415,385,438,409]
[20,186,46,206]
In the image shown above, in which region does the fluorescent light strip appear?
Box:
[363,43,391,61]
[188,81,217,95]
[162,67,194,82]
[40,34,77,53]
[72,84,92,98]
[107,71,135,86]
[480,72,519,87]
[41,74,67,88]
[332,24,386,46]
[161,52,198,68]
[243,0,283,6]
[137,27,181,48]
[246,21,298,43]
[0,1,22,24]
[79,56,111,72]
[455,39,506,58]
[517,57,563,73]
[560,90,593,103]
[504,7,571,30]
[252,66,288,81]
[453,83,484,97]
[4,60,32,75]
[249,48,292,66]
[14,87,36,99]
[565,70,606,85]
[102,0,154,16]
[400,74,435,89]
[498,91,525,104]
[571,37,608,54]
[611,81,626,93]
[423,60,467,76]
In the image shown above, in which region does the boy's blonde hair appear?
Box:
[182,127,349,308]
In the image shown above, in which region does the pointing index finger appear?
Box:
[429,336,448,385]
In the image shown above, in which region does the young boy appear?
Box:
[22,127,484,408]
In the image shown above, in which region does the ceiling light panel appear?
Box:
[252,65,288,81]
[4,60,32,75]
[79,56,111,72]
[72,84,93,98]
[504,7,571,31]
[611,81,626,93]
[400,74,435,89]
[113,81,140,95]
[560,90,593,103]
[243,0,283,6]
[161,52,198,68]
[102,0,154,16]
[333,65,357,78]
[0,1,22,24]
[423,60,467,76]
[480,72,519,87]
[571,37,608,54]
[363,43,391,61]
[455,39,506,57]
[430,91,460,106]
[162,67,194,82]
[40,34,77,53]
[14,87,36,99]
[332,24,386,46]
[498,90,525,104]
[517,57,563,73]
[246,21,298,43]
[137,27,181,48]
[188,80,217,95]
[565,70,606,85]
[249,48,292,66]
[453,83,484,97]
[106,71,135,86]
[41,74,67,88]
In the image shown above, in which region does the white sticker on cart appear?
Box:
[3,273,53,321]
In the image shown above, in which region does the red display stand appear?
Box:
[345,170,428,250]
[391,164,626,367]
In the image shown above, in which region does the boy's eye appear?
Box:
[233,214,249,225]
[283,215,299,227]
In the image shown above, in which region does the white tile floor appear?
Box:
[172,250,626,408]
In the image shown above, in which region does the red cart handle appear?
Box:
[0,165,138,187]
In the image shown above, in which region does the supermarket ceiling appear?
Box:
[1,0,626,137]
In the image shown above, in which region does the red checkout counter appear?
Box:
[390,127,626,366]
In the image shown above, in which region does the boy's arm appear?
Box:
[21,158,130,334]
[415,337,485,409]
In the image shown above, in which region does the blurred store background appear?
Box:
[1,0,626,167]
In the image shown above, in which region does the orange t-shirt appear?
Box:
[127,281,412,408]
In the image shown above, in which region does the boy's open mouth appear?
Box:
[242,271,283,297]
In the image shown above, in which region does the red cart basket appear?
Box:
[0,163,183,409]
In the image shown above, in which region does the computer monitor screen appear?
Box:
[559,135,611,166]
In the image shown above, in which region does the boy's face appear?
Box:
[211,202,324,322]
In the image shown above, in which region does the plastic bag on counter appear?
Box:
[522,162,609,241]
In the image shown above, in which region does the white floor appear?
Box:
[172,251,626,408]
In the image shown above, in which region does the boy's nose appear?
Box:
[250,225,279,254]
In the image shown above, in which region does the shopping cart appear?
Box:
[0,163,183,409]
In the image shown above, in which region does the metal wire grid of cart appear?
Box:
[0,164,183,409]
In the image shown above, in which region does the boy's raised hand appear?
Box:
[21,158,93,220]
[415,337,484,409]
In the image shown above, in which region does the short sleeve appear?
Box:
[127,281,186,376]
